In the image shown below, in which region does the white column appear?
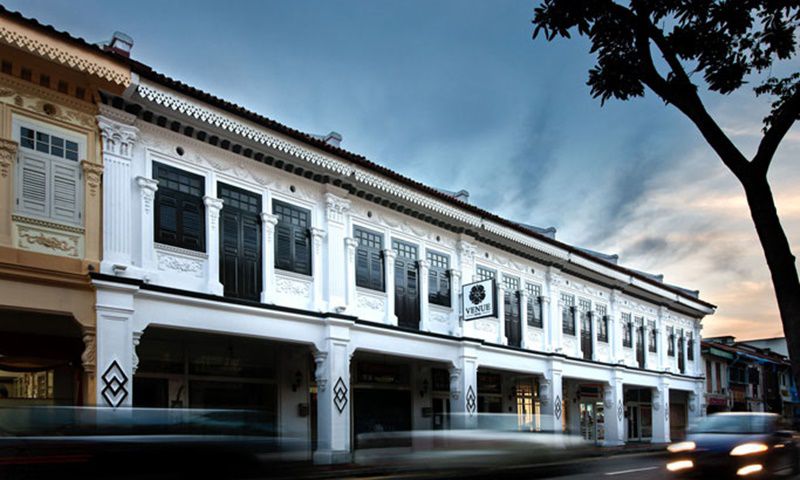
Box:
[540,360,564,433]
[98,114,138,274]
[313,320,352,464]
[260,212,279,303]
[418,258,430,332]
[694,325,702,375]
[651,382,671,443]
[311,227,326,311]
[94,281,139,408]
[324,192,350,311]
[450,269,463,336]
[497,284,507,345]
[520,290,529,349]
[541,296,551,352]
[457,239,476,283]
[590,311,598,361]
[546,267,562,353]
[642,321,649,369]
[344,237,358,311]
[603,373,625,446]
[451,346,479,430]
[631,319,638,367]
[204,196,224,295]
[656,307,666,370]
[610,289,622,363]
[135,176,158,271]
[384,248,397,326]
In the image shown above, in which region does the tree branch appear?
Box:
[752,88,800,176]
[626,7,752,182]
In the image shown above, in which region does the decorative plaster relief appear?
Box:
[0,83,95,128]
[15,221,81,258]
[81,160,104,197]
[357,292,385,313]
[474,320,497,334]
[275,275,312,298]
[154,244,206,277]
[0,138,17,178]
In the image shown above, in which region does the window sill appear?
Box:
[13,214,84,234]
[275,269,313,282]
[356,286,387,297]
[154,242,208,259]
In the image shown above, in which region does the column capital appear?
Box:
[457,240,476,263]
[449,268,462,279]
[80,160,104,197]
[97,115,139,159]
[203,196,224,211]
[519,289,529,300]
[324,193,351,224]
[417,258,430,270]
[311,226,326,240]
[136,175,158,192]
[383,248,397,260]
[260,212,279,226]
[344,237,358,249]
[610,288,623,303]
[0,138,17,178]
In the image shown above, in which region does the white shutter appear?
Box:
[50,160,81,225]
[18,153,49,218]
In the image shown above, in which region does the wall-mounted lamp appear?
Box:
[292,370,303,392]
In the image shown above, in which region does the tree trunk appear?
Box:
[742,174,800,392]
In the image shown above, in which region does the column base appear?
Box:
[313,449,352,465]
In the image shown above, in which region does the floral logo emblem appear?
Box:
[469,285,486,305]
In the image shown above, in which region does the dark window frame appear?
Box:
[354,226,385,292]
[648,320,657,353]
[622,314,633,348]
[153,162,206,252]
[526,284,543,328]
[273,199,312,276]
[561,293,576,336]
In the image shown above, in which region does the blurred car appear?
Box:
[355,413,593,477]
[0,406,307,479]
[666,412,799,478]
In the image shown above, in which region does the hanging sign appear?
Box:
[462,279,497,321]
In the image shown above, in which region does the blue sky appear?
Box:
[9,0,799,339]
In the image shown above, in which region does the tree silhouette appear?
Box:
[533,1,800,387]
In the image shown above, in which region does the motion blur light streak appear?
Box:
[736,464,764,476]
[730,443,769,456]
[666,441,696,453]
[666,460,694,472]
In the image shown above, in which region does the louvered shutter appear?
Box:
[294,228,310,275]
[156,195,178,244]
[181,200,204,251]
[220,213,240,296]
[18,153,49,218]
[50,161,81,224]
[241,215,261,299]
[356,248,370,288]
[275,223,293,270]
[370,250,384,290]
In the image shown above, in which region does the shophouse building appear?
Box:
[1,8,715,463]
[0,11,129,406]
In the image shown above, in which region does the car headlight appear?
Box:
[668,441,696,453]
[730,443,768,456]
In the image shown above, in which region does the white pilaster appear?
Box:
[546,267,561,353]
[418,258,430,332]
[344,237,358,312]
[324,192,350,311]
[260,212,279,303]
[457,239,476,283]
[94,280,139,408]
[651,381,671,443]
[609,289,622,363]
[313,320,352,464]
[98,114,139,274]
[383,248,397,326]
[450,269,463,336]
[519,290,529,349]
[135,176,158,271]
[204,195,224,295]
[497,284,507,345]
[657,307,666,370]
[603,373,625,446]
[540,360,563,433]
[576,305,584,359]
[642,321,649,370]
[311,227,326,310]
[451,346,478,430]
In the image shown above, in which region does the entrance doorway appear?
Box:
[625,388,653,442]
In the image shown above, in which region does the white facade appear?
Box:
[92,78,713,463]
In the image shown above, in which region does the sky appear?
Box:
[8,0,799,340]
